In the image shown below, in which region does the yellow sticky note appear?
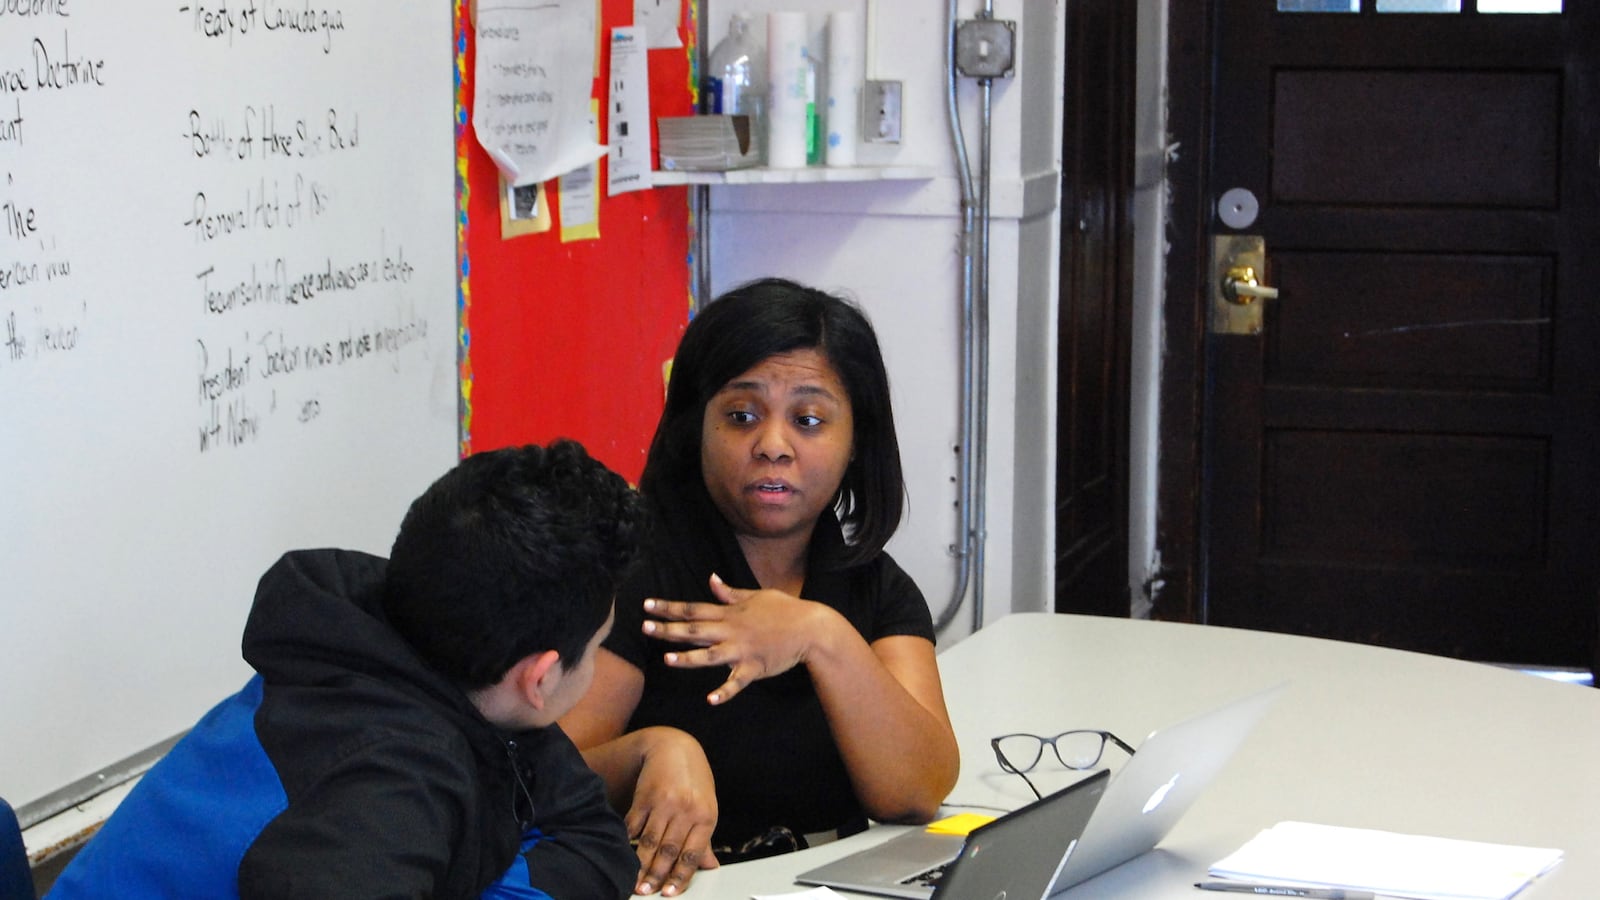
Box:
[924,813,996,836]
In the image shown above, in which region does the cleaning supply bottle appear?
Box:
[704,12,766,161]
[804,47,821,166]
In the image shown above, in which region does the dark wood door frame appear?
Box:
[1054,0,1136,617]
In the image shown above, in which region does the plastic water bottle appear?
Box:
[704,12,766,160]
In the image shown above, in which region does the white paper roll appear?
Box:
[825,10,862,167]
[765,11,810,168]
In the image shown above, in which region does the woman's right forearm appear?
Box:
[578,727,699,812]
[579,731,654,812]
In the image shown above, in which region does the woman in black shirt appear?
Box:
[560,278,960,897]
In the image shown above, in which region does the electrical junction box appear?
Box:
[955,18,1016,79]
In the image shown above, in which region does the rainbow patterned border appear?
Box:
[686,0,702,320]
[453,0,473,458]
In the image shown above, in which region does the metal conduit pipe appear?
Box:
[933,0,975,633]
[932,0,994,634]
[972,60,993,634]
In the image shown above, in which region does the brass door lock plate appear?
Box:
[1211,235,1278,336]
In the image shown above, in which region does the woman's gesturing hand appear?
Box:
[641,573,844,705]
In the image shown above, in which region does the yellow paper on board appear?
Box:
[559,99,602,242]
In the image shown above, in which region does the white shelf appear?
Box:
[651,164,936,186]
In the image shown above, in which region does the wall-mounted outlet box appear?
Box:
[863,80,902,144]
[955,19,1016,79]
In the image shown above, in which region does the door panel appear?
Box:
[1202,2,1598,665]
[1263,431,1546,564]
[1272,70,1561,207]
[1270,252,1553,389]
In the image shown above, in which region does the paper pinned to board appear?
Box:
[473,0,606,186]
[606,26,653,196]
[635,0,682,49]
[1209,821,1563,900]
[559,99,602,242]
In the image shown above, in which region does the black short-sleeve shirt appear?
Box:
[603,485,935,847]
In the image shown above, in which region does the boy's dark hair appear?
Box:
[641,277,905,564]
[384,440,642,689]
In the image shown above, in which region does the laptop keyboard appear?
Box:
[900,860,953,888]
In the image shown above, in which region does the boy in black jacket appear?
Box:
[50,440,641,899]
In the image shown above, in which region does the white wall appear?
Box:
[706,0,1068,643]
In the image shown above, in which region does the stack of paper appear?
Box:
[657,115,759,171]
[1209,821,1563,900]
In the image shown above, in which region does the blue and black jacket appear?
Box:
[48,549,635,900]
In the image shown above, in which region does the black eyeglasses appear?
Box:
[990,730,1136,799]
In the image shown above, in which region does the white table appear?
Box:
[678,612,1600,899]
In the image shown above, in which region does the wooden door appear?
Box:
[1201,1,1599,666]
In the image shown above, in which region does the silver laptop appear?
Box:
[796,682,1286,899]
[796,768,1111,899]
[1045,681,1286,894]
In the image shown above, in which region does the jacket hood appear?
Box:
[241,548,482,734]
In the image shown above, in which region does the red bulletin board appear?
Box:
[454,0,697,483]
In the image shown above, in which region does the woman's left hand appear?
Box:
[641,573,838,704]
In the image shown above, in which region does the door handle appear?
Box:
[1221,266,1279,305]
[1211,235,1276,335]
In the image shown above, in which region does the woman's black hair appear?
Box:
[640,277,905,563]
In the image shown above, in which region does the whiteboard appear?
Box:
[0,2,458,809]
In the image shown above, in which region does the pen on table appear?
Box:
[1193,882,1377,900]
